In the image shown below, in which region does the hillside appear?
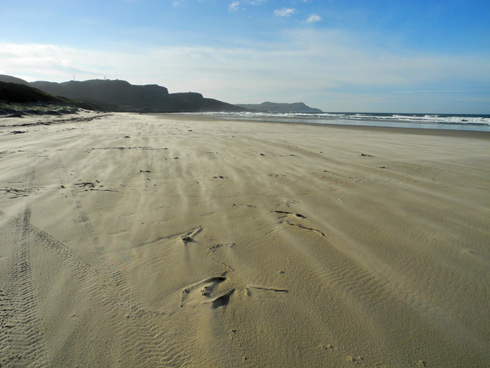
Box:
[30,79,244,113]
[0,74,29,85]
[0,81,102,115]
[0,81,65,104]
[30,79,169,112]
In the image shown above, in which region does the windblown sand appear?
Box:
[0,112,489,367]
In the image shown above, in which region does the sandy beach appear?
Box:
[0,112,489,367]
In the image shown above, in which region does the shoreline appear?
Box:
[3,110,489,138]
[156,112,490,139]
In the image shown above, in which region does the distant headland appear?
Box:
[236,102,322,113]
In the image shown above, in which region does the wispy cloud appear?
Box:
[228,1,240,12]
[274,8,296,17]
[306,14,322,23]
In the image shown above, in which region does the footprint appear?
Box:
[274,210,306,219]
[346,355,364,364]
[273,210,325,237]
[284,200,298,208]
[208,243,235,253]
[180,276,233,309]
[211,289,235,308]
[232,203,256,209]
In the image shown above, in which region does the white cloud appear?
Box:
[306,14,322,23]
[1,32,488,112]
[228,1,240,12]
[0,43,103,81]
[274,8,296,17]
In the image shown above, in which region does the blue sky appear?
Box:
[1,0,489,113]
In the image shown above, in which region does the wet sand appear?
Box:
[1,112,489,367]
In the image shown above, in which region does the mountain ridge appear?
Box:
[0,74,322,114]
[28,79,244,113]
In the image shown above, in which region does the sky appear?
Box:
[1,0,489,113]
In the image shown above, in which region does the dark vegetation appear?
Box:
[0,81,101,116]
[0,81,64,104]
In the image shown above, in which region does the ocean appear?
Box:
[196,112,490,132]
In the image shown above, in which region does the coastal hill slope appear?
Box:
[0,74,30,85]
[0,81,102,114]
[0,81,65,104]
[30,79,171,112]
[236,101,322,113]
[30,79,244,113]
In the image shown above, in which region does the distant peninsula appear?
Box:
[236,102,322,113]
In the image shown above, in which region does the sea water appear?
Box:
[197,112,490,132]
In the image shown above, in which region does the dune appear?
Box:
[0,112,489,367]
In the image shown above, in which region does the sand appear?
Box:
[0,112,489,367]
